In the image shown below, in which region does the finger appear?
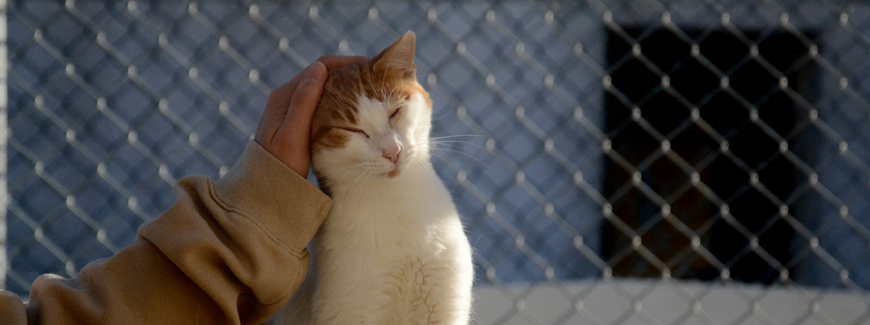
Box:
[275,61,327,172]
[269,56,365,111]
[278,61,327,138]
[255,64,310,143]
[256,78,298,143]
[317,56,368,71]
[256,57,363,144]
[261,56,362,121]
[267,71,304,115]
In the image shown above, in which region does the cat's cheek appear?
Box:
[391,119,415,144]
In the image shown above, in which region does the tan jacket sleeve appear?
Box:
[0,141,332,325]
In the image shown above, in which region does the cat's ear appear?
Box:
[372,31,416,79]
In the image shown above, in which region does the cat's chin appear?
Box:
[385,162,407,178]
[384,158,411,178]
[386,163,404,178]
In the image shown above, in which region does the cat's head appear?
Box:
[310,32,432,193]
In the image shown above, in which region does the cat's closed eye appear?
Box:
[337,127,369,138]
[389,106,402,120]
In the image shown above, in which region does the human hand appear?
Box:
[255,56,367,178]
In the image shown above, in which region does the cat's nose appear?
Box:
[382,146,401,164]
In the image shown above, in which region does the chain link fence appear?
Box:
[3,0,870,324]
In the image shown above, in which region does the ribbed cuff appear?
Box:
[215,141,332,254]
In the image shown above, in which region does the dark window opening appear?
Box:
[601,26,817,284]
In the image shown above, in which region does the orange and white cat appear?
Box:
[275,32,473,324]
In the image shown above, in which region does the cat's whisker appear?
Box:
[337,164,375,180]
[331,163,380,195]
[387,83,396,100]
[346,170,370,195]
[388,83,400,102]
[430,107,453,122]
[428,134,486,140]
[318,104,345,113]
[322,91,343,105]
[375,82,384,101]
[428,147,496,174]
[331,168,365,185]
[428,152,463,172]
[318,100,352,114]
[423,138,515,170]
[423,138,487,149]
[420,139,491,155]
[424,140,488,150]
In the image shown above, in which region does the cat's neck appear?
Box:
[324,158,457,228]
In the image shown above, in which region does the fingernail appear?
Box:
[304,61,327,83]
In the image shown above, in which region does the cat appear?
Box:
[274,31,474,324]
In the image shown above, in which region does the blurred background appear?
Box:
[2,0,870,324]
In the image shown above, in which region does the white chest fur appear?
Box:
[312,163,473,325]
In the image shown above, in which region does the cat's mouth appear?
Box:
[383,149,414,178]
[386,160,404,178]
[386,161,403,178]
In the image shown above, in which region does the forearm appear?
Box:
[1,141,332,325]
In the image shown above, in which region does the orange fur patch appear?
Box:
[310,62,431,153]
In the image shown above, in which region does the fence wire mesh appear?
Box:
[3,0,870,324]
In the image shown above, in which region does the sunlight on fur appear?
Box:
[273,31,474,325]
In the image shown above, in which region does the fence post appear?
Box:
[0,0,8,290]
